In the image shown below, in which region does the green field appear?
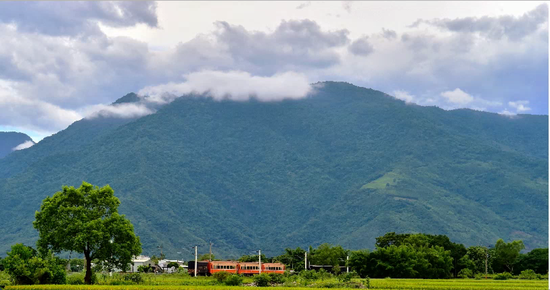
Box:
[4,279,549,290]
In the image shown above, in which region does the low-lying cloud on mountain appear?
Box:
[139,70,312,103]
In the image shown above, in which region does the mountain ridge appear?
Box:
[0,82,546,259]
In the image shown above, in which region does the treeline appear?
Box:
[237,233,548,279]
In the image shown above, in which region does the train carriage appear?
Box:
[238,262,261,275]
[187,261,210,276]
[262,262,285,274]
[209,260,238,275]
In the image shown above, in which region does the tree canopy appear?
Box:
[33,182,141,284]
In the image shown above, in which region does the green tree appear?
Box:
[492,239,525,273]
[349,249,370,277]
[3,244,66,285]
[375,232,411,249]
[273,247,306,271]
[166,261,180,270]
[310,244,348,268]
[198,253,216,261]
[33,182,142,284]
[513,248,548,275]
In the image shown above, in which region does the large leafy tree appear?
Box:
[492,239,525,273]
[513,248,548,275]
[33,182,141,284]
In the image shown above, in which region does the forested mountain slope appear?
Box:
[0,82,546,259]
[0,132,34,159]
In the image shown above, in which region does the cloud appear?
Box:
[440,88,474,104]
[0,2,158,36]
[342,1,353,13]
[207,20,349,75]
[381,28,397,40]
[84,103,155,119]
[296,2,311,9]
[139,70,312,103]
[0,79,82,133]
[12,140,34,151]
[412,3,548,41]
[499,109,517,117]
[348,36,375,56]
[508,100,531,112]
[392,90,415,103]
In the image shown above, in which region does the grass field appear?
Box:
[4,279,549,290]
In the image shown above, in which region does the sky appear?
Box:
[0,1,547,142]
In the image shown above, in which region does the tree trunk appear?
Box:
[85,251,92,284]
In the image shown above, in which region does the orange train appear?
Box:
[188,260,285,276]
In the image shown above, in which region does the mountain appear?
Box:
[0,82,546,259]
[0,132,34,159]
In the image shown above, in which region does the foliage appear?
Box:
[2,244,66,285]
[0,270,12,287]
[33,182,142,284]
[518,269,537,280]
[212,271,230,283]
[197,254,215,261]
[513,248,548,275]
[268,272,285,284]
[253,273,271,287]
[457,268,474,278]
[223,274,243,286]
[66,273,85,285]
[137,266,152,273]
[492,239,525,273]
[166,262,179,270]
[493,272,513,280]
[123,273,143,284]
[273,248,306,272]
[0,132,33,159]
[237,254,267,263]
[309,244,348,267]
[68,259,85,273]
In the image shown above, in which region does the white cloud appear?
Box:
[440,88,474,104]
[499,109,517,117]
[84,102,154,119]
[12,140,35,151]
[508,100,531,112]
[140,70,312,103]
[392,90,415,103]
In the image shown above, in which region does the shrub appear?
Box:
[66,273,85,285]
[269,273,285,284]
[299,269,318,280]
[458,268,474,278]
[254,273,271,286]
[224,274,243,286]
[0,271,12,288]
[123,273,143,284]
[212,271,231,283]
[494,272,513,280]
[337,272,354,282]
[519,269,537,280]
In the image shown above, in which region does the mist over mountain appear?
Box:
[0,132,34,159]
[0,82,546,259]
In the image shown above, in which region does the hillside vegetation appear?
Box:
[0,82,546,258]
[0,132,34,159]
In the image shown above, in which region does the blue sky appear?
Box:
[0,1,547,142]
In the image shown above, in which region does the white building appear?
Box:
[129,255,152,272]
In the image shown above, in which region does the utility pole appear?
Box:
[346,256,349,273]
[209,242,213,262]
[305,252,307,271]
[485,248,489,279]
[194,246,198,277]
[258,250,262,274]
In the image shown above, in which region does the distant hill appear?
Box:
[0,132,34,159]
[0,82,546,259]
